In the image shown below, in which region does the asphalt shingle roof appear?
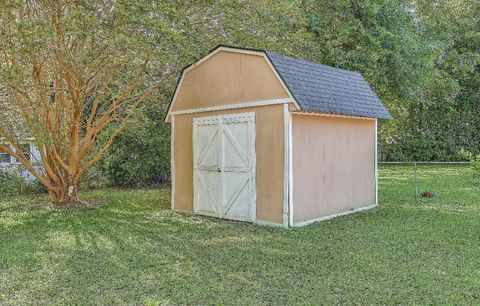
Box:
[266,51,392,119]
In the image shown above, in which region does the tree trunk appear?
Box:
[49,184,80,204]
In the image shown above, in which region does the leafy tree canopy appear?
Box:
[1,0,478,195]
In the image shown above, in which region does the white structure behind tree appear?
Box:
[0,140,42,180]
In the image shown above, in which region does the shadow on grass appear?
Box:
[1,188,480,304]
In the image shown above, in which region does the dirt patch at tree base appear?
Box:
[50,199,106,209]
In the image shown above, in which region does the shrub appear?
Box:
[471,155,480,183]
[458,149,480,184]
[0,166,45,196]
[91,101,171,188]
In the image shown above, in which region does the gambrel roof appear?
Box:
[165,46,392,121]
[265,51,392,119]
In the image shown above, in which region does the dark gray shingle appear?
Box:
[266,52,392,119]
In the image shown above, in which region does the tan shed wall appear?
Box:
[291,114,375,224]
[173,104,285,224]
[172,51,289,111]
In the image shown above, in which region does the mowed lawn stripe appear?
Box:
[1,165,480,305]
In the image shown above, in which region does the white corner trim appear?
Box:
[283,104,289,227]
[374,119,378,206]
[170,98,294,116]
[170,115,175,210]
[291,111,376,121]
[165,47,302,122]
[291,204,378,227]
[288,111,294,227]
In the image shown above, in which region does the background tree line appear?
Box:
[1,0,478,190]
[97,0,478,187]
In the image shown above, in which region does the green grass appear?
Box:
[379,163,480,205]
[1,165,480,305]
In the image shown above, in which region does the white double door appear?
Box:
[193,112,256,222]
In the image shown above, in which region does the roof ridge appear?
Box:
[211,46,362,76]
[265,51,362,77]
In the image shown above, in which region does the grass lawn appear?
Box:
[1,165,480,304]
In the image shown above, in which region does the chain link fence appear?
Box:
[3,159,479,205]
[378,162,480,205]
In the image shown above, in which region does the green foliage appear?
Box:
[458,148,474,161]
[379,163,480,205]
[301,0,434,98]
[298,0,479,161]
[456,149,480,183]
[0,167,45,196]
[82,0,311,186]
[471,155,480,182]
[388,0,480,161]
[2,0,477,188]
[0,0,311,189]
[95,99,171,187]
[95,0,479,186]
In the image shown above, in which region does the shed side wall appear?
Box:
[291,115,375,223]
[174,104,285,224]
[172,51,289,111]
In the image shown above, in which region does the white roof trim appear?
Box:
[170,98,294,116]
[165,47,300,122]
[291,111,376,121]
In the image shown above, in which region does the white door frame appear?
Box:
[193,112,256,222]
[193,115,222,218]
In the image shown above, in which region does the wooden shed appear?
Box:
[165,46,391,227]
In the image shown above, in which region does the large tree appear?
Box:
[0,0,310,202]
[298,0,479,161]
[399,0,480,160]
[0,0,203,203]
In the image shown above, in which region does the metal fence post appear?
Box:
[378,161,473,205]
[413,162,418,203]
